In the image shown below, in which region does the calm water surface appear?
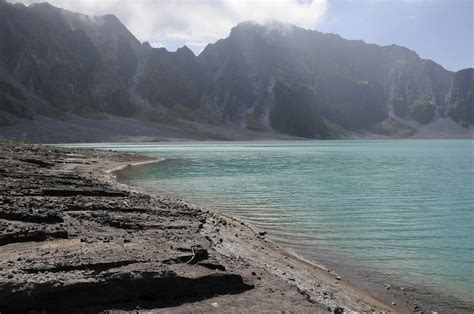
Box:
[65,140,473,307]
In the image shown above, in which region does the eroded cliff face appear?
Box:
[0,2,137,118]
[198,21,457,137]
[447,68,474,127]
[0,2,471,141]
[0,1,205,123]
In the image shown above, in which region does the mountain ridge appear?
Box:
[0,1,472,142]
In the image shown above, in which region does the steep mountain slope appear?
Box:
[198,22,458,137]
[447,68,474,127]
[0,1,139,118]
[0,2,471,142]
[0,1,206,124]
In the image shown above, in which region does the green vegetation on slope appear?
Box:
[172,105,224,126]
[270,80,328,138]
[0,81,32,125]
[391,90,407,118]
[411,100,436,124]
[447,69,473,127]
[245,113,266,131]
[373,118,416,138]
[0,114,11,127]
[133,108,180,126]
[194,107,225,126]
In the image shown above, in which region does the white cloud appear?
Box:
[11,0,327,54]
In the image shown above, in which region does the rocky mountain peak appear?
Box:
[176,45,195,58]
[0,1,472,142]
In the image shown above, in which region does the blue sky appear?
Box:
[15,0,473,71]
[317,0,473,71]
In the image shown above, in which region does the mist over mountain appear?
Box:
[0,1,472,142]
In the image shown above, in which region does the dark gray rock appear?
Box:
[0,3,471,141]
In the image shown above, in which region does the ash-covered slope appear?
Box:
[0,2,472,142]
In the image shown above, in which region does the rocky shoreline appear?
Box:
[0,144,410,312]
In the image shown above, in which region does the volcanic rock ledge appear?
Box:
[0,145,252,312]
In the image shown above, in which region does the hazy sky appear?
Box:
[11,0,473,71]
[317,0,473,72]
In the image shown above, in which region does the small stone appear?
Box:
[333,307,344,314]
[251,271,257,276]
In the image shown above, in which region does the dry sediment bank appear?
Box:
[0,144,408,312]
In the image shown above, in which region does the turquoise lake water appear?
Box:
[65,140,473,307]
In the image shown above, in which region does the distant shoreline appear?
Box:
[104,157,166,174]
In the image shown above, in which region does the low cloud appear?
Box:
[11,0,328,53]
